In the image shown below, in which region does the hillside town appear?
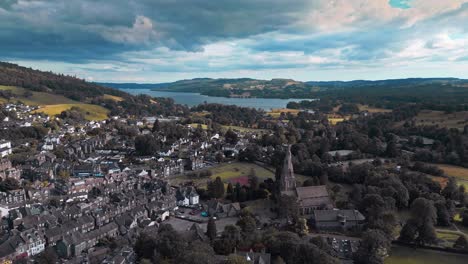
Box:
[0,93,466,264]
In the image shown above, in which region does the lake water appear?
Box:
[119,88,306,110]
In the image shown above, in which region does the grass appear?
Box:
[436,231,460,247]
[328,117,345,125]
[102,94,124,102]
[188,123,208,129]
[357,104,392,113]
[434,164,468,189]
[0,85,77,105]
[32,104,109,121]
[172,162,275,188]
[221,125,270,134]
[385,246,467,264]
[412,110,468,130]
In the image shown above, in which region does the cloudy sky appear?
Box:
[1,0,468,82]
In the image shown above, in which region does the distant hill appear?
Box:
[305,78,466,88]
[97,82,171,90]
[104,77,468,102]
[0,62,188,118]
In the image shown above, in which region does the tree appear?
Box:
[213,177,225,198]
[249,169,259,191]
[134,134,160,156]
[36,247,58,264]
[434,200,451,226]
[226,182,234,200]
[225,129,238,144]
[214,225,241,254]
[400,198,437,245]
[237,211,256,234]
[442,177,459,200]
[0,177,20,191]
[134,233,156,260]
[461,209,468,227]
[354,229,391,264]
[154,224,187,261]
[206,217,217,241]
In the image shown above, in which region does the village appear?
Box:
[0,101,376,264]
[0,98,466,264]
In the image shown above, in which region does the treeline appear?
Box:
[191,104,265,127]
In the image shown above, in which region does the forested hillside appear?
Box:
[0,62,188,117]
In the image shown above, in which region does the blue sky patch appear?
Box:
[389,0,411,9]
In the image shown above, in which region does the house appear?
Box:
[0,140,12,158]
[235,251,271,264]
[204,201,240,218]
[175,186,199,206]
[19,228,46,257]
[73,163,103,177]
[0,189,26,205]
[311,209,365,232]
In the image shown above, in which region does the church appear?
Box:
[278,146,333,215]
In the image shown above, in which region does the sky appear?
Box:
[1,0,468,83]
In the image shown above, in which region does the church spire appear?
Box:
[280,145,296,192]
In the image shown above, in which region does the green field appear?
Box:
[221,125,271,134]
[0,85,109,121]
[414,110,468,130]
[385,246,467,264]
[172,162,275,187]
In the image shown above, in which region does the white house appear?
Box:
[176,186,199,206]
[0,140,12,157]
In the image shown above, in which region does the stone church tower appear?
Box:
[279,145,296,192]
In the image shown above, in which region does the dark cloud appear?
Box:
[0,0,311,62]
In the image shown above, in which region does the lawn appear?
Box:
[32,104,109,121]
[436,230,460,247]
[385,246,467,264]
[188,123,208,129]
[434,164,468,188]
[413,110,468,130]
[171,162,275,188]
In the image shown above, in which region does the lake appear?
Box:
[119,88,307,110]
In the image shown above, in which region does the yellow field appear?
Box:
[102,94,124,102]
[328,117,345,125]
[358,104,392,113]
[188,123,208,129]
[32,104,109,121]
[413,110,468,130]
[268,108,301,118]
